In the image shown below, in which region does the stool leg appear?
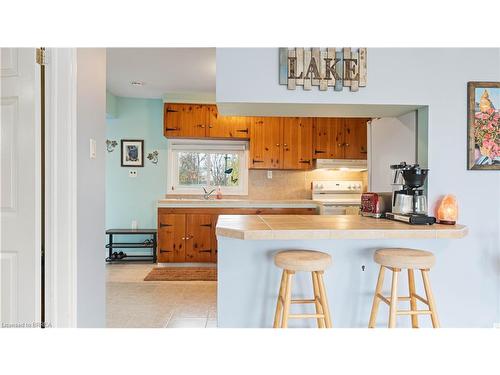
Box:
[408,269,419,328]
[388,268,400,328]
[312,271,325,328]
[281,270,294,328]
[316,271,332,328]
[421,269,440,328]
[273,270,287,328]
[368,266,385,328]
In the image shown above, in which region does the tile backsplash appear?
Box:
[166,169,368,200]
[247,169,368,200]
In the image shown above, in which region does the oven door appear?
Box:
[320,204,360,215]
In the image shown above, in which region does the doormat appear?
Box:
[144,267,217,281]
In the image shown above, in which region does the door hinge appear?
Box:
[36,48,47,65]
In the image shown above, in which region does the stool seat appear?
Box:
[274,250,332,272]
[374,248,435,269]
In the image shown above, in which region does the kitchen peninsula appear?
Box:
[215,215,467,328]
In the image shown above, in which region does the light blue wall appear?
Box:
[106,97,166,233]
[106,91,118,119]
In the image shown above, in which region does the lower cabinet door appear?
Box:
[186,214,214,263]
[157,214,186,262]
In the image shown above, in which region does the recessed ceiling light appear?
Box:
[130,80,145,86]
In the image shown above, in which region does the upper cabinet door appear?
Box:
[164,103,208,138]
[313,118,344,159]
[344,118,368,160]
[206,105,250,138]
[249,117,282,169]
[282,117,313,169]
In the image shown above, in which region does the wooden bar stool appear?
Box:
[368,248,440,328]
[273,250,332,328]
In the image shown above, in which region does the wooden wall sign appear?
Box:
[279,47,367,92]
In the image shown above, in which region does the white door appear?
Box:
[0,48,40,327]
[367,112,417,191]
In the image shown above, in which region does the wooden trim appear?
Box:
[158,207,317,215]
[44,48,78,327]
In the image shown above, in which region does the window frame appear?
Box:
[166,139,249,196]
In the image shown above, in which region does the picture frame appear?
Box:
[121,139,144,167]
[467,82,500,170]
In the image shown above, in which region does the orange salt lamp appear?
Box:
[437,195,458,225]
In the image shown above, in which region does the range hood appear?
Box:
[314,159,368,171]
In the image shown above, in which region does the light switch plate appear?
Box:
[89,138,96,159]
[129,169,137,178]
[267,170,273,179]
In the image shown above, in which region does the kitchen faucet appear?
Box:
[202,186,216,200]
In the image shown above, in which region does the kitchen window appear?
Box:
[167,140,248,195]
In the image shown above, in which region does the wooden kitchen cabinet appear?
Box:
[164,103,208,138]
[313,118,344,159]
[206,105,250,139]
[282,117,313,169]
[157,213,186,263]
[343,118,368,159]
[249,117,282,169]
[185,214,216,262]
[313,117,369,160]
[157,207,317,263]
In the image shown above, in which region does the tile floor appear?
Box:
[106,263,217,328]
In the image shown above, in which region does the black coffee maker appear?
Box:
[386,163,436,225]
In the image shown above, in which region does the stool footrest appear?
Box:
[377,293,429,306]
[291,299,317,304]
[397,310,432,315]
[288,314,325,319]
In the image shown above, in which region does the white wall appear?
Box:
[76,48,106,327]
[368,113,417,192]
[216,48,500,326]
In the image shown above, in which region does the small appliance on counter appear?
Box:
[385,162,436,225]
[361,192,392,218]
[312,180,363,215]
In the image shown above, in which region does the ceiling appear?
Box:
[106,48,215,99]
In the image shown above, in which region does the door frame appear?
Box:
[44,48,78,327]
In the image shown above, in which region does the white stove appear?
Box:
[312,180,363,215]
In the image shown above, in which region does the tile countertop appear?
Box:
[215,215,468,240]
[157,198,320,209]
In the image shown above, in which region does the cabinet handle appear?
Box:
[283,143,288,147]
[252,159,264,164]
[200,223,212,227]
[276,144,280,147]
[197,124,206,128]
[199,249,212,253]
[166,109,178,113]
[159,249,172,253]
[208,125,213,128]
[236,128,249,133]
[345,143,350,147]
[338,143,342,147]
[314,149,326,154]
[165,127,180,131]
[159,223,172,228]
[299,160,311,164]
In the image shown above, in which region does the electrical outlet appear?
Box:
[267,170,273,179]
[129,169,137,178]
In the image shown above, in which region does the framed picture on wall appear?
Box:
[121,139,144,167]
[467,81,500,170]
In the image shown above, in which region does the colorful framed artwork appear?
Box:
[467,82,500,170]
[121,139,144,167]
